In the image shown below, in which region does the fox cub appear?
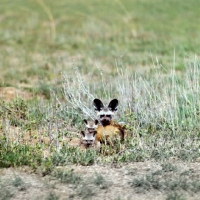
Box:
[93,98,125,144]
[80,119,100,150]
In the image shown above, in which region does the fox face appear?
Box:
[83,119,98,133]
[93,98,118,126]
[81,130,96,145]
[93,98,126,143]
[82,119,98,145]
[81,119,101,150]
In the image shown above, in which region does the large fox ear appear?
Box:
[94,119,99,125]
[108,99,118,112]
[81,131,85,137]
[93,131,97,137]
[83,119,88,124]
[93,99,104,111]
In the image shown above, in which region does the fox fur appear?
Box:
[80,119,100,151]
[93,98,126,144]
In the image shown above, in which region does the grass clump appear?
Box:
[12,176,27,191]
[166,192,186,200]
[52,169,81,185]
[0,142,43,168]
[0,140,53,175]
[0,98,48,132]
[52,147,97,166]
[129,162,200,195]
[93,173,110,189]
[77,184,96,200]
[130,174,161,193]
[45,192,59,200]
[161,162,177,172]
[0,99,28,128]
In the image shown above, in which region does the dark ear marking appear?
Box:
[108,99,118,111]
[93,131,97,136]
[93,99,104,111]
[94,119,99,125]
[81,131,85,137]
[83,119,88,124]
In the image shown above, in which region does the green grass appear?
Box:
[1,0,200,87]
[0,60,200,169]
[0,60,199,171]
[0,142,43,168]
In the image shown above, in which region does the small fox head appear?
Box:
[93,98,118,126]
[81,130,97,145]
[81,119,98,145]
[83,119,98,133]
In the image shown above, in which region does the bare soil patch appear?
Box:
[0,161,199,200]
[0,87,33,101]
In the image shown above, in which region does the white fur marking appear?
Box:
[97,110,114,116]
[86,124,98,128]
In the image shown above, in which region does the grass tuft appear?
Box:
[12,176,26,191]
[45,192,59,200]
[52,169,81,185]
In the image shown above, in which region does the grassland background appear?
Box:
[1,0,200,87]
[0,1,200,200]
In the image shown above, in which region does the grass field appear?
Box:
[0,0,200,199]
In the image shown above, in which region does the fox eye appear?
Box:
[100,115,105,118]
[106,115,111,118]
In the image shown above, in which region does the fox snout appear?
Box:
[99,114,112,126]
[88,128,96,133]
[81,130,96,145]
[82,139,94,145]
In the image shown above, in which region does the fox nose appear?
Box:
[88,128,95,132]
[86,140,93,144]
[102,116,108,120]
[102,118,110,123]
